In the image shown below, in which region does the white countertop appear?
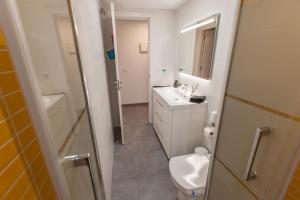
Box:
[153,87,207,110]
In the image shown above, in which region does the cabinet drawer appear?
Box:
[153,111,164,139]
[153,119,163,141]
[153,94,168,120]
[153,106,172,158]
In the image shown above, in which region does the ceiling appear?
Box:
[108,0,188,11]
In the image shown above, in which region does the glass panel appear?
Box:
[15,0,103,199]
[177,14,219,80]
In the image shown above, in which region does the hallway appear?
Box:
[111,104,177,200]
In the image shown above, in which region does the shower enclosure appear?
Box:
[0,0,107,199]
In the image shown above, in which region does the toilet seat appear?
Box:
[169,152,210,197]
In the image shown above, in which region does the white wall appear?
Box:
[116,20,149,105]
[176,0,241,124]
[56,17,86,111]
[17,2,69,95]
[71,0,114,199]
[116,10,177,121]
[17,1,78,123]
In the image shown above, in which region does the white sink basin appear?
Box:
[153,87,206,109]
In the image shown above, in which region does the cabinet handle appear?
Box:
[154,111,164,123]
[155,98,165,108]
[244,127,271,181]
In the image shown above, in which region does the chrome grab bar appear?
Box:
[62,153,98,199]
[244,127,270,181]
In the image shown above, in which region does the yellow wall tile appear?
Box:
[286,163,300,199]
[40,177,52,198]
[0,98,8,120]
[0,28,56,199]
[0,51,14,72]
[18,125,36,147]
[24,139,40,163]
[0,140,19,171]
[0,30,7,49]
[0,72,20,95]
[0,120,14,146]
[22,185,38,200]
[4,91,26,114]
[30,152,44,173]
[11,109,30,132]
[0,156,26,197]
[35,165,48,186]
[45,187,56,200]
[2,171,32,200]
[287,185,300,198]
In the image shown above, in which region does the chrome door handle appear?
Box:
[112,80,124,90]
[244,127,271,181]
[62,153,98,199]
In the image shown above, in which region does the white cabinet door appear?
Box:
[209,159,256,200]
[215,97,300,199]
[153,93,172,157]
[209,0,300,199]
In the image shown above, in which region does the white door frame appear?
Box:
[110,2,126,144]
[115,15,151,118]
[0,1,72,199]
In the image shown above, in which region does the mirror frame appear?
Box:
[178,13,220,80]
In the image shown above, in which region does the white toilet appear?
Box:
[169,147,210,200]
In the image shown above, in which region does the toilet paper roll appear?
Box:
[204,126,215,138]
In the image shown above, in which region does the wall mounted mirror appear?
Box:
[177,14,219,80]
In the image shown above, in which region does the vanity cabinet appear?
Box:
[152,87,207,158]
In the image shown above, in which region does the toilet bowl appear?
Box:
[169,147,210,200]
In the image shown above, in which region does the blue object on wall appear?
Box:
[107,48,115,60]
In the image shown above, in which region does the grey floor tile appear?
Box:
[131,134,161,153]
[112,104,177,200]
[113,152,136,181]
[134,149,169,177]
[125,126,156,139]
[111,178,139,200]
[137,170,177,200]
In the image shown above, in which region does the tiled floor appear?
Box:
[111,104,177,200]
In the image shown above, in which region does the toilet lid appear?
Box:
[169,153,210,192]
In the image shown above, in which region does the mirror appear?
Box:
[177,14,219,79]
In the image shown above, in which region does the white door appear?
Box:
[116,20,149,105]
[110,2,124,144]
[100,2,124,144]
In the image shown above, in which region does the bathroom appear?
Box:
[0,0,300,200]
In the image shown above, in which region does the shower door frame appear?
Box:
[0,0,106,199]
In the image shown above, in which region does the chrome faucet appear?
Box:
[191,83,198,96]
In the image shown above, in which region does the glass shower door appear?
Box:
[15,0,104,199]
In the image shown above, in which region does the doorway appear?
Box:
[111,19,176,200]
[116,19,150,106]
